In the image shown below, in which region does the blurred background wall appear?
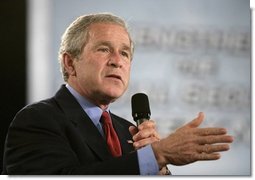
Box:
[1,0,251,175]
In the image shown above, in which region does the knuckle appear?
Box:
[203,144,210,153]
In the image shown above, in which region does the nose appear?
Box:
[108,52,123,68]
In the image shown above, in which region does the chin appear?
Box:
[105,89,125,102]
[108,92,122,101]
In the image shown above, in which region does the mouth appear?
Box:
[105,74,122,81]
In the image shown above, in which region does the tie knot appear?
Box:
[101,111,112,124]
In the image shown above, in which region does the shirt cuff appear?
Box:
[137,144,159,175]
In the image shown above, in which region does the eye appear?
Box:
[98,47,110,53]
[121,51,130,58]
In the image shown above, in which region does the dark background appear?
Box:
[0,0,27,172]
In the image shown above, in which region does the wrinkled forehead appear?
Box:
[86,22,134,57]
[88,23,131,40]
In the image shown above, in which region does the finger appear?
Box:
[197,144,230,154]
[194,127,227,136]
[133,129,160,142]
[133,136,160,149]
[129,126,138,136]
[137,120,156,131]
[133,129,159,141]
[158,166,170,175]
[196,135,234,145]
[196,152,221,161]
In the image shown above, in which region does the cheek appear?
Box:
[75,61,96,82]
[124,65,131,81]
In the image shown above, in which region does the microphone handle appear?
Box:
[136,118,149,126]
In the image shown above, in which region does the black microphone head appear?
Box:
[131,93,151,121]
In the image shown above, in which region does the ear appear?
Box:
[62,53,76,76]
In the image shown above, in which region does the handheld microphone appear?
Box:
[131,93,151,126]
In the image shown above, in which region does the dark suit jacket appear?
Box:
[2,85,139,175]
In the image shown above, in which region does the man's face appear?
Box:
[72,23,132,105]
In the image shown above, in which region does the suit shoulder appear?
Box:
[11,97,65,129]
[22,97,60,113]
[110,113,135,127]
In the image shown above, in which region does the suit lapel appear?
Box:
[54,85,111,160]
[72,112,111,160]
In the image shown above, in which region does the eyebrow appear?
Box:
[94,41,131,53]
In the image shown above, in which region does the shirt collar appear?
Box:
[65,84,109,127]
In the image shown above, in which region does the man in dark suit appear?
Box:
[2,13,233,175]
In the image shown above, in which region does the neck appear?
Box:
[88,95,110,110]
[67,82,111,111]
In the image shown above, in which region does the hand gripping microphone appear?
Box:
[131,93,151,126]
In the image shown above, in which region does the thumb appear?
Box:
[187,112,205,128]
[178,112,205,131]
[129,126,138,136]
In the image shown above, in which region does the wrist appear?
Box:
[151,140,167,169]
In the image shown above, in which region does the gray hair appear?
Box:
[58,13,134,82]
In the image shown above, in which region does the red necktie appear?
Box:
[100,111,122,157]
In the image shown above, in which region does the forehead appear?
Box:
[87,23,131,45]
